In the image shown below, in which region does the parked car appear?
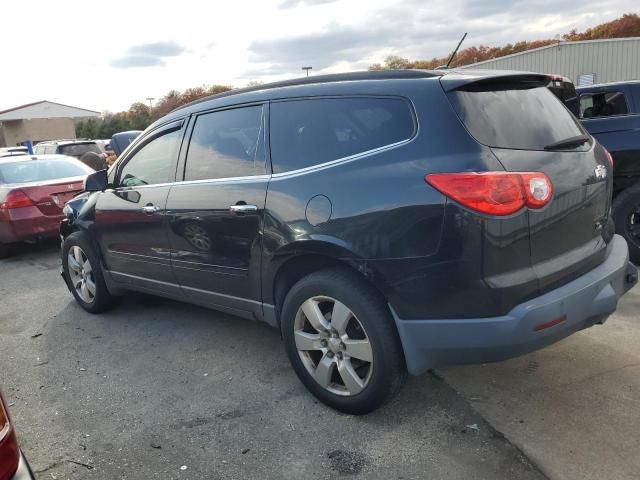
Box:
[0,391,34,480]
[0,147,28,158]
[575,81,640,262]
[33,140,101,159]
[0,155,92,258]
[60,70,637,414]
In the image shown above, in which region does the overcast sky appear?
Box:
[1,0,634,112]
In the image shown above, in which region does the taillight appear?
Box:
[425,172,553,216]
[0,394,20,480]
[603,148,614,168]
[0,190,34,210]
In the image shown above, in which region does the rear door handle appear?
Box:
[229,204,258,213]
[142,204,161,214]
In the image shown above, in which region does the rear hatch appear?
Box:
[442,72,612,292]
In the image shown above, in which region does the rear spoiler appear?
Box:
[439,70,550,92]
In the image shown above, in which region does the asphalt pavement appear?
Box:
[1,241,543,480]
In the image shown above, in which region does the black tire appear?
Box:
[281,268,406,414]
[62,231,115,313]
[612,183,640,264]
[0,242,11,259]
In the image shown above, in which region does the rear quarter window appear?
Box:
[448,86,587,151]
[270,97,416,173]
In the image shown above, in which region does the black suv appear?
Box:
[576,81,640,262]
[60,70,637,414]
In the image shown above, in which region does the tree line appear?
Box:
[369,13,640,70]
[76,84,233,139]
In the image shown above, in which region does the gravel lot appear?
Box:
[0,241,545,479]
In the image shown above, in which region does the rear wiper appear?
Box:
[544,134,590,151]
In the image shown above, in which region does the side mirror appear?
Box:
[84,169,108,192]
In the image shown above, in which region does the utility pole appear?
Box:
[302,66,312,77]
[146,97,155,110]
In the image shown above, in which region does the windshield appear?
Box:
[59,142,101,158]
[448,85,588,151]
[0,158,93,184]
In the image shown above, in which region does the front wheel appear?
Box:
[281,268,406,414]
[62,232,115,313]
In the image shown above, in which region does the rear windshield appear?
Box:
[59,142,101,158]
[0,158,92,184]
[448,86,587,151]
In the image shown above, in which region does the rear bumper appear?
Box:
[11,452,35,480]
[393,234,638,375]
[0,207,62,243]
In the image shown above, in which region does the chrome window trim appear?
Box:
[270,135,417,180]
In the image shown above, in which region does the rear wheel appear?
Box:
[62,232,115,313]
[612,183,640,263]
[281,268,406,414]
[0,242,10,259]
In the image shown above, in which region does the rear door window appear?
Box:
[58,143,101,158]
[448,86,587,151]
[579,91,628,118]
[183,105,265,181]
[270,97,416,173]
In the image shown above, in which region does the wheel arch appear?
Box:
[266,240,391,329]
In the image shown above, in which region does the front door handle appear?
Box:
[142,204,161,214]
[229,204,258,214]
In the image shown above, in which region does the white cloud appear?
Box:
[0,0,632,112]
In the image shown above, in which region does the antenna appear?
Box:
[445,32,468,68]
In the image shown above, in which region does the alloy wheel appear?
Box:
[67,246,96,303]
[294,296,373,396]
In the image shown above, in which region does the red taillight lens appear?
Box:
[603,148,614,168]
[425,172,553,216]
[0,395,20,480]
[0,190,34,210]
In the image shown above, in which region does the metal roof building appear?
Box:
[459,37,640,86]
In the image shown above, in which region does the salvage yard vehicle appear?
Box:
[0,155,92,258]
[60,70,637,414]
[0,391,34,480]
[576,81,640,262]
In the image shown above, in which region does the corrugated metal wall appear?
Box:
[459,38,640,85]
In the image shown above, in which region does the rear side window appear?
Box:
[184,105,265,181]
[59,143,101,158]
[448,86,586,151]
[270,97,415,173]
[579,91,628,118]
